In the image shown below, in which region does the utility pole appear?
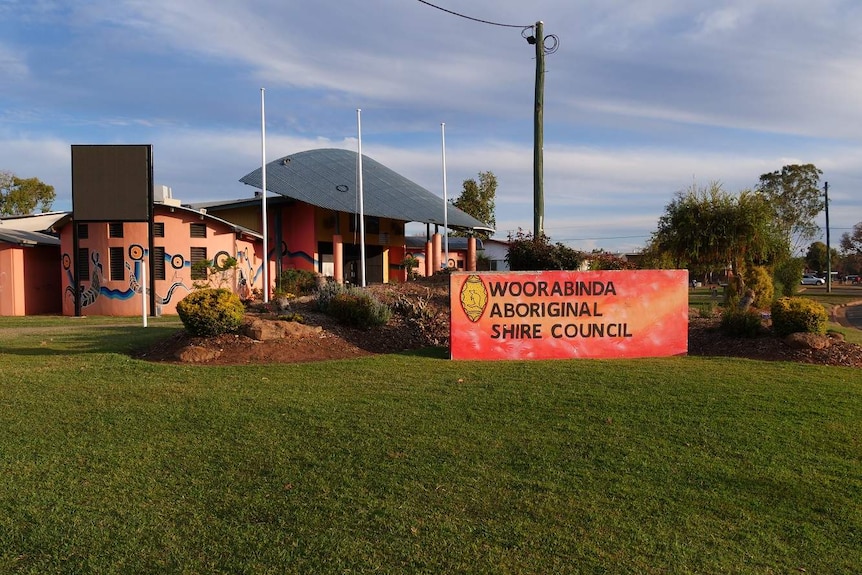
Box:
[533,20,544,238]
[825,181,831,293]
[524,21,557,238]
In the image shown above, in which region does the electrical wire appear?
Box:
[416,0,530,29]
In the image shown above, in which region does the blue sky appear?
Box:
[2,0,862,253]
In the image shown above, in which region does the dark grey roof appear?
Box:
[0,228,60,247]
[239,148,494,232]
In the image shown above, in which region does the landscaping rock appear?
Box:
[241,317,323,341]
[176,345,222,362]
[784,332,832,350]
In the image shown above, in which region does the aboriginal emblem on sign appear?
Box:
[459,274,488,323]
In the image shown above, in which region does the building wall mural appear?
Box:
[59,208,265,316]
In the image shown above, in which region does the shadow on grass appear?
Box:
[0,326,182,357]
[392,346,449,360]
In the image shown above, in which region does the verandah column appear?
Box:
[333,234,343,284]
[467,237,477,272]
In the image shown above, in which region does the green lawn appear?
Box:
[0,317,860,574]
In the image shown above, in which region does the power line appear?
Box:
[556,235,651,242]
[416,0,531,29]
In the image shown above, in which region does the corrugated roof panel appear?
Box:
[0,229,61,247]
[239,148,493,232]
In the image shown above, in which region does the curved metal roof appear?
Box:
[239,148,494,232]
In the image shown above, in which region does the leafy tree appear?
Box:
[756,164,824,254]
[650,181,784,291]
[0,171,56,215]
[839,222,862,255]
[588,251,637,270]
[773,257,805,297]
[839,223,862,275]
[452,171,496,241]
[804,241,837,274]
[506,229,584,271]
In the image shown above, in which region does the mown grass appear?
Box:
[0,318,860,574]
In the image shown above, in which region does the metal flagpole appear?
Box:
[261,88,269,303]
[141,257,147,327]
[441,122,449,268]
[357,109,367,287]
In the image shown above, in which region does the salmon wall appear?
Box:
[60,210,267,316]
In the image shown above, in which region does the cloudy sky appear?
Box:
[2,0,861,252]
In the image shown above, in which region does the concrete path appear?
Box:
[841,303,862,330]
[832,301,862,330]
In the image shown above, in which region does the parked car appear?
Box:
[846,274,861,284]
[801,274,825,285]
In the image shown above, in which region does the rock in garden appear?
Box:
[241,318,323,341]
[176,345,223,362]
[784,332,832,350]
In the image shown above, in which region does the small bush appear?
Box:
[770,297,828,337]
[506,229,585,271]
[315,281,347,311]
[744,265,774,308]
[177,288,245,337]
[773,258,805,297]
[720,309,764,338]
[403,255,421,279]
[278,269,319,296]
[320,287,391,328]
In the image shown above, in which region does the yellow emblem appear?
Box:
[459,274,488,322]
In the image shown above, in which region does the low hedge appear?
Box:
[770,297,828,337]
[176,288,245,337]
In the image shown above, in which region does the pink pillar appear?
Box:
[333,234,344,284]
[467,237,477,271]
[432,233,442,273]
[424,241,433,276]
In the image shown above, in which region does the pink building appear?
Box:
[58,203,265,317]
[2,146,492,317]
[0,218,63,316]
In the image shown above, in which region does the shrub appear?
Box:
[403,254,421,279]
[773,258,805,297]
[720,309,764,338]
[744,265,775,308]
[319,286,391,328]
[506,229,584,271]
[770,297,828,337]
[277,269,319,296]
[588,252,637,270]
[191,256,238,290]
[176,288,245,337]
[315,280,347,311]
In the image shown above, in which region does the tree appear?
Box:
[452,171,496,241]
[0,171,56,215]
[756,164,824,254]
[650,181,784,289]
[804,241,838,274]
[588,251,637,270]
[506,229,584,271]
[839,223,862,275]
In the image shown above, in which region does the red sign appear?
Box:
[450,270,688,360]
